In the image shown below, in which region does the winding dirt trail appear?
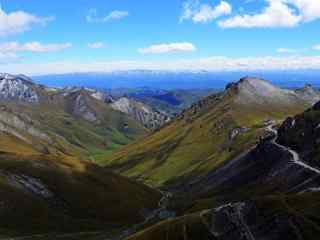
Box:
[266,125,320,175]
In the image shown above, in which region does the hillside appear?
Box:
[0,74,148,162]
[103,77,320,187]
[127,193,320,240]
[277,101,320,169]
[125,97,320,240]
[0,74,167,239]
[0,152,161,237]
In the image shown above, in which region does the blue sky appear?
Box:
[0,0,319,75]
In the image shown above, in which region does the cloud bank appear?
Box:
[2,55,320,75]
[0,6,53,36]
[219,0,320,28]
[139,42,196,54]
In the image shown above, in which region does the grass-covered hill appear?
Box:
[126,99,320,240]
[0,77,148,162]
[0,152,161,237]
[102,77,320,187]
[0,74,162,238]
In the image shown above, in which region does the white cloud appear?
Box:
[180,0,232,23]
[0,6,54,36]
[313,44,320,50]
[139,42,196,54]
[2,55,320,75]
[86,9,129,23]
[219,1,300,28]
[0,42,72,53]
[288,0,320,22]
[88,42,105,49]
[219,0,320,28]
[277,48,298,53]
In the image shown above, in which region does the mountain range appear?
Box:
[103,77,320,187]
[1,73,320,239]
[123,79,320,240]
[0,74,178,163]
[33,70,320,90]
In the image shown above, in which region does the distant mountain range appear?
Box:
[32,70,320,90]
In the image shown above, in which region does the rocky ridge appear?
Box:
[0,73,40,103]
[226,77,320,106]
[111,97,170,130]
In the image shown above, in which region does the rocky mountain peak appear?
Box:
[226,77,320,106]
[0,73,39,103]
[227,77,279,94]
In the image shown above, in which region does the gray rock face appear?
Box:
[2,172,54,199]
[227,77,320,106]
[111,97,170,129]
[72,93,98,123]
[0,73,39,103]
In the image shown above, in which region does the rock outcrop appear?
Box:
[0,73,40,103]
[111,97,170,130]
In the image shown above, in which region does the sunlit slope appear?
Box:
[0,89,147,161]
[103,78,319,186]
[0,152,161,237]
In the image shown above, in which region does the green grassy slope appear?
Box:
[0,89,147,161]
[103,82,310,187]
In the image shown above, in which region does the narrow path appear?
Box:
[266,125,320,175]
